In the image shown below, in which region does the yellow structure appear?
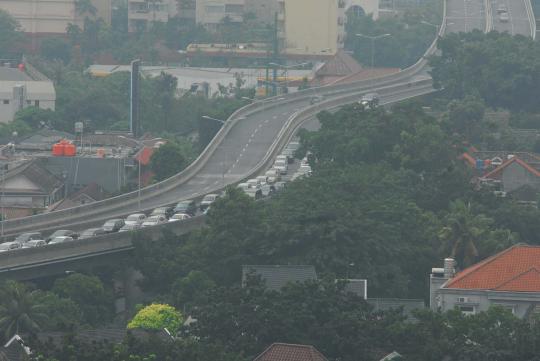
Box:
[0,0,111,34]
[278,0,346,56]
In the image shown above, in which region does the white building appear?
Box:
[0,66,55,124]
[0,0,111,34]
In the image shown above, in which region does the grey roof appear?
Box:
[367,298,425,319]
[1,160,63,194]
[242,265,317,291]
[0,66,31,81]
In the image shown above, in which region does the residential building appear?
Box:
[0,64,55,123]
[277,0,346,56]
[195,0,245,30]
[128,0,177,32]
[243,0,278,24]
[253,343,328,361]
[242,265,317,291]
[0,0,111,34]
[430,245,540,321]
[0,160,64,219]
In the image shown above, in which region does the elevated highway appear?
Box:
[489,0,535,37]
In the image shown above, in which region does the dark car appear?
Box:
[173,200,196,216]
[79,228,106,239]
[150,206,174,219]
[102,219,125,233]
[14,232,42,245]
[46,230,78,243]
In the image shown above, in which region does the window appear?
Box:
[225,4,243,13]
[34,100,40,107]
[458,305,475,315]
[2,100,9,105]
[205,5,224,13]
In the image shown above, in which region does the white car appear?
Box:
[237,182,250,191]
[0,242,21,252]
[125,213,146,226]
[256,175,268,184]
[247,179,261,188]
[499,12,509,22]
[265,169,280,183]
[200,194,219,211]
[22,240,47,248]
[119,223,142,232]
[49,236,74,245]
[169,213,191,222]
[274,159,288,175]
[142,215,167,227]
[276,155,288,163]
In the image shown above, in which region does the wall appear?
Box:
[0,81,55,123]
[195,0,245,27]
[244,0,278,24]
[281,0,343,55]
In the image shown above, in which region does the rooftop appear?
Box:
[242,265,317,291]
[253,343,328,361]
[0,66,31,81]
[445,245,540,292]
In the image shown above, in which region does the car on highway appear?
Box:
[0,242,21,252]
[247,178,261,189]
[151,206,174,219]
[14,232,42,245]
[169,213,191,222]
[497,4,507,13]
[360,92,380,108]
[173,200,196,216]
[141,215,167,227]
[102,219,125,233]
[124,213,147,226]
[265,169,280,183]
[310,95,324,105]
[119,223,142,232]
[281,148,295,162]
[499,12,509,22]
[244,187,263,199]
[48,236,74,245]
[46,230,78,243]
[22,239,47,249]
[200,194,219,211]
[79,228,106,239]
[273,160,288,175]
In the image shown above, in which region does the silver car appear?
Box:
[0,242,21,252]
[22,240,47,248]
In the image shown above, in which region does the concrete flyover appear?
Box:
[0,0,450,279]
[446,0,487,33]
[489,0,535,37]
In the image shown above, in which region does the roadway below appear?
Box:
[490,0,533,36]
[446,0,486,33]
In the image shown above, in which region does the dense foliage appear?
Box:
[127,304,183,334]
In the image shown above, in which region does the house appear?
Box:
[253,343,328,361]
[0,160,64,219]
[49,182,108,211]
[430,245,540,321]
[0,335,31,361]
[242,265,317,291]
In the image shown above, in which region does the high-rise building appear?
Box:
[0,0,111,34]
[277,0,346,56]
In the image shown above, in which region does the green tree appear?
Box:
[149,142,187,181]
[127,303,183,334]
[40,38,72,64]
[52,273,114,326]
[0,281,48,340]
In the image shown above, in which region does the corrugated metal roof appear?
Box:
[253,343,328,361]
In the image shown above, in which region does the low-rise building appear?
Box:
[0,65,55,124]
[430,245,540,321]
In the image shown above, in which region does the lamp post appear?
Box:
[268,62,309,93]
[355,33,391,68]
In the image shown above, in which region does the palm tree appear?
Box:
[0,281,48,339]
[438,200,493,268]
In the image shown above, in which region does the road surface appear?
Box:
[446,0,486,33]
[490,0,533,36]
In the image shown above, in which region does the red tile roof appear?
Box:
[482,157,540,179]
[253,343,328,361]
[135,147,155,166]
[445,245,540,291]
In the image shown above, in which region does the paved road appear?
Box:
[446,0,486,33]
[490,0,533,36]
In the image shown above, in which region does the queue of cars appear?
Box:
[0,197,212,253]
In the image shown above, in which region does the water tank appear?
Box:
[64,142,76,156]
[52,142,64,156]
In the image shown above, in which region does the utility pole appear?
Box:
[272,12,279,96]
[130,59,141,137]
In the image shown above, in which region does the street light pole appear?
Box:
[355,33,391,68]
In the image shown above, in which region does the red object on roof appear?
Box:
[253,343,328,361]
[135,146,155,166]
[445,245,540,292]
[482,157,540,179]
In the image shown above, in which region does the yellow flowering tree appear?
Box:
[127,303,183,334]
